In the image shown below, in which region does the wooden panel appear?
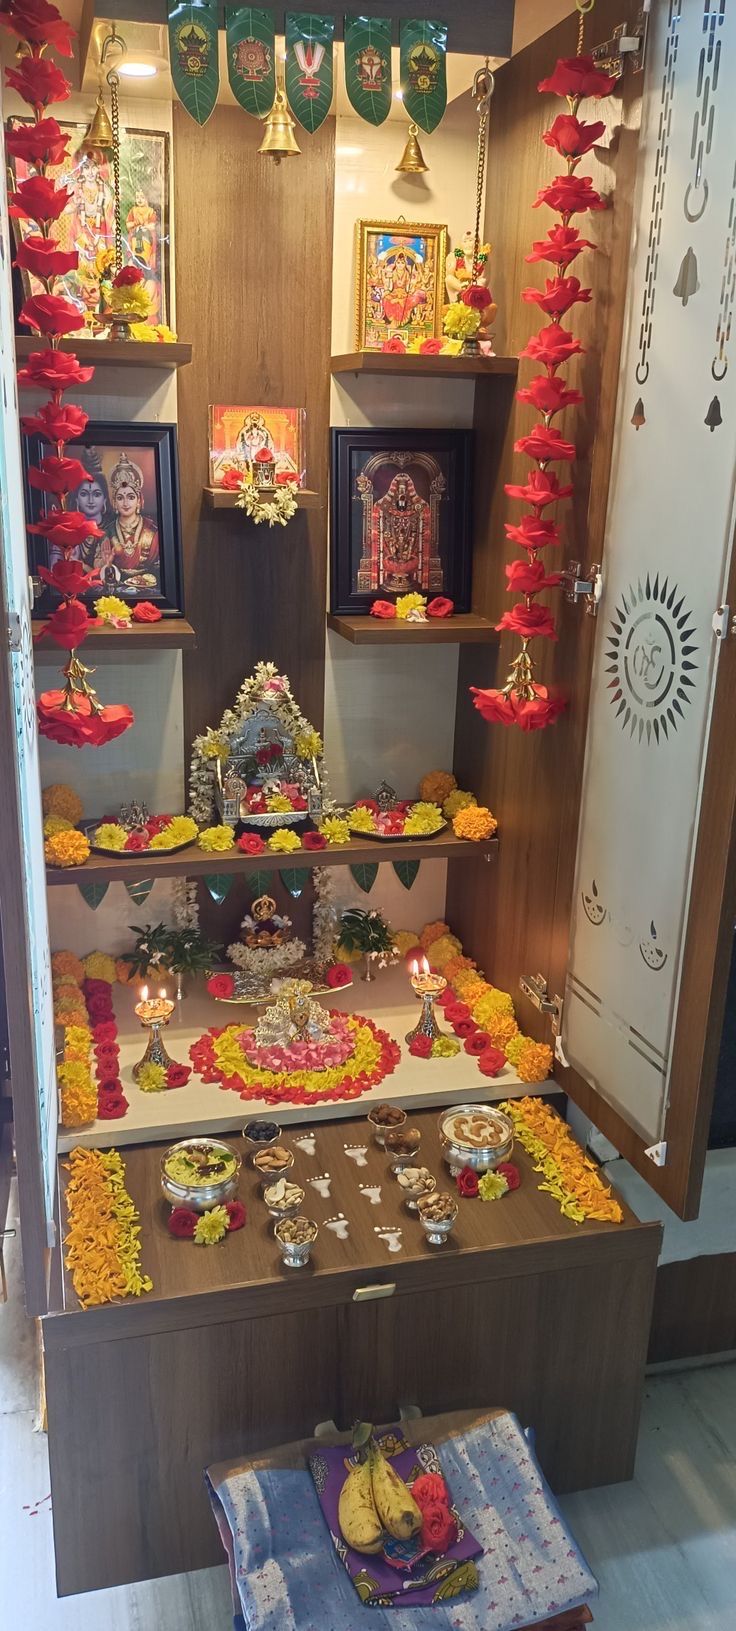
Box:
[331,352,519,377]
[32,617,196,651]
[649,1255,736,1365]
[14,336,191,370]
[327,612,498,645]
[203,486,321,510]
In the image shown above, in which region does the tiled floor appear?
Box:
[1,1185,735,1629]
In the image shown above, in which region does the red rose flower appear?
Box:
[456,1166,480,1198]
[236,832,266,856]
[114,264,145,287]
[497,602,558,642]
[5,56,71,111]
[225,1200,247,1231]
[0,0,75,54]
[132,601,162,623]
[419,337,443,354]
[409,1034,433,1058]
[521,275,592,318]
[15,234,78,283]
[534,175,606,219]
[29,509,103,552]
[19,294,82,339]
[464,1030,491,1057]
[5,117,71,168]
[84,978,112,997]
[370,600,396,619]
[514,686,567,731]
[525,224,596,268]
[353,798,379,814]
[542,113,606,158]
[443,1002,470,1022]
[28,456,90,497]
[94,1045,118,1071]
[21,401,88,445]
[421,1501,458,1554]
[36,598,90,651]
[516,373,583,417]
[38,559,99,596]
[9,176,71,226]
[124,832,147,851]
[97,1089,128,1120]
[497,1161,521,1191]
[461,283,493,310]
[326,963,352,989]
[36,691,134,748]
[92,1022,117,1045]
[411,1473,449,1509]
[302,830,327,851]
[426,596,454,618]
[97,1077,123,1097]
[220,468,242,490]
[166,1064,191,1088]
[382,337,406,353]
[514,424,576,464]
[207,973,235,999]
[254,447,273,465]
[505,469,573,512]
[477,1045,507,1077]
[470,687,516,726]
[168,1207,198,1239]
[16,350,95,393]
[291,794,308,811]
[504,515,561,552]
[452,1017,477,1038]
[521,322,584,371]
[506,559,562,595]
[87,994,114,1022]
[538,54,618,101]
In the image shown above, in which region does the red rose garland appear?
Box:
[470,42,617,732]
[2,0,134,747]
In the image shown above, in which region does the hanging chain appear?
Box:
[471,62,494,282]
[576,0,595,56]
[108,69,122,270]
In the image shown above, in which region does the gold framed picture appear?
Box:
[354,219,448,351]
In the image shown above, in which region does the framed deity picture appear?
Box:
[208,405,306,487]
[354,219,448,351]
[330,428,473,615]
[8,120,170,330]
[24,422,184,617]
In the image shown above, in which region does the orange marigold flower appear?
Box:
[505,1034,553,1083]
[44,829,90,868]
[51,950,85,982]
[426,933,462,969]
[42,783,83,824]
[418,769,457,805]
[419,920,451,950]
[452,804,498,842]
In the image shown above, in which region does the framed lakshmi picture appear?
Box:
[354,219,448,351]
[8,120,170,330]
[330,428,473,616]
[24,422,184,617]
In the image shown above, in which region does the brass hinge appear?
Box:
[592,11,647,78]
[519,974,563,1036]
[562,560,602,617]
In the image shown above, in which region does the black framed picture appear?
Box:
[330,427,473,616]
[24,421,184,617]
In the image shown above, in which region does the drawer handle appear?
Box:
[352,1282,396,1303]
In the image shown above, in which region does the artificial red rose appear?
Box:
[124,832,147,851]
[461,283,493,311]
[514,687,567,731]
[443,1001,470,1022]
[5,117,70,167]
[419,337,443,354]
[409,1034,433,1058]
[36,690,134,748]
[302,831,327,851]
[92,1022,117,1045]
[207,973,235,999]
[9,176,71,226]
[220,468,242,490]
[514,425,576,464]
[166,1064,191,1088]
[326,962,352,988]
[370,600,396,619]
[452,1017,477,1039]
[93,1041,118,1065]
[87,994,115,1022]
[291,794,308,811]
[521,275,592,317]
[538,54,618,101]
[382,337,406,353]
[477,1045,507,1077]
[19,293,82,339]
[15,234,78,283]
[456,1166,480,1198]
[505,515,561,552]
[426,596,454,619]
[506,559,562,595]
[525,224,596,268]
[421,1502,458,1554]
[469,687,516,726]
[521,322,584,371]
[496,1161,520,1191]
[168,1207,198,1239]
[516,373,583,417]
[0,0,75,54]
[411,1473,449,1509]
[254,447,273,464]
[16,349,94,393]
[543,113,606,158]
[130,601,162,624]
[113,264,145,287]
[97,1077,123,1097]
[97,1089,128,1120]
[353,798,379,813]
[39,559,99,596]
[36,598,90,651]
[22,403,88,448]
[534,175,606,219]
[28,456,90,497]
[497,602,558,642]
[83,978,112,997]
[29,510,103,552]
[464,1030,492,1057]
[5,56,71,111]
[505,470,573,512]
[225,1200,247,1231]
[236,832,266,856]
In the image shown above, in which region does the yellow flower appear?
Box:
[43,784,83,824]
[419,770,456,805]
[403,801,444,836]
[94,822,128,851]
[319,816,351,846]
[335,941,360,964]
[426,933,462,969]
[267,827,302,854]
[396,592,427,620]
[431,1035,461,1058]
[478,1170,509,1202]
[443,303,481,340]
[52,951,85,982]
[149,815,198,850]
[442,338,463,355]
[348,806,377,833]
[295,729,323,760]
[45,830,90,868]
[393,930,421,959]
[505,1035,553,1084]
[137,1061,167,1093]
[63,1148,152,1306]
[443,789,477,819]
[194,1206,229,1245]
[44,813,73,838]
[420,920,450,949]
[84,952,117,984]
[453,804,498,842]
[108,281,151,319]
[454,971,488,1003]
[95,595,132,625]
[129,321,178,343]
[63,1025,92,1053]
[197,824,235,853]
[199,732,230,762]
[266,793,292,813]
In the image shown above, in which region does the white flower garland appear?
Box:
[312,866,339,965]
[236,478,299,527]
[226,939,306,976]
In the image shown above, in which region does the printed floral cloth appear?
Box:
[207,1411,597,1629]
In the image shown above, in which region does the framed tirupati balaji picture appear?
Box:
[354,219,448,351]
[330,427,473,615]
[24,422,184,617]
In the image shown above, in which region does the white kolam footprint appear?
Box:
[309,1173,332,1200]
[293,1133,317,1156]
[359,1184,382,1206]
[324,1214,349,1241]
[344,1144,368,1167]
[374,1226,403,1254]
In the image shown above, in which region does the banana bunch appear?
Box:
[338,1423,423,1554]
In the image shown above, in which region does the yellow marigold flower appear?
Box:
[396,592,427,619]
[443,789,477,819]
[295,729,323,760]
[419,769,456,805]
[431,1034,461,1058]
[149,815,198,849]
[442,954,476,981]
[94,822,128,851]
[403,801,444,836]
[52,951,85,982]
[95,595,132,625]
[108,281,151,319]
[454,971,488,1004]
[43,783,83,824]
[45,830,90,868]
[393,930,421,959]
[199,731,230,762]
[194,1205,229,1245]
[505,1034,553,1083]
[64,1025,92,1052]
[348,806,377,833]
[266,793,292,813]
[419,920,450,950]
[485,1012,519,1050]
[319,816,351,846]
[267,827,302,854]
[472,986,515,1022]
[84,952,117,984]
[453,804,498,842]
[44,813,73,838]
[137,1061,167,1093]
[197,824,235,853]
[426,933,462,970]
[443,302,481,340]
[335,941,361,964]
[478,1170,509,1201]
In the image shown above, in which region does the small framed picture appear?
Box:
[24,422,184,617]
[354,219,448,351]
[330,427,473,615]
[208,404,305,487]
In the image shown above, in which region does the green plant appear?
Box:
[338,908,395,958]
[122,922,220,980]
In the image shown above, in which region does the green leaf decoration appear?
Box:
[168,0,220,126]
[343,15,392,125]
[399,18,447,133]
[124,878,154,907]
[279,867,311,898]
[393,859,420,891]
[246,869,272,899]
[285,12,335,132]
[204,873,235,905]
[77,880,109,911]
[226,6,276,117]
[350,862,379,894]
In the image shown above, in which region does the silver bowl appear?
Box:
[274,1216,318,1268]
[438,1104,514,1176]
[264,1180,305,1220]
[384,1127,422,1176]
[161,1137,241,1213]
[367,1105,407,1147]
[252,1148,295,1188]
[396,1168,437,1213]
[416,1192,458,1247]
[243,1118,282,1152]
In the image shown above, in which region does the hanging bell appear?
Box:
[79,88,115,155]
[396,122,429,174]
[258,84,301,162]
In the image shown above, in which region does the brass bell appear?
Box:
[79,88,115,155]
[396,122,429,175]
[258,84,301,163]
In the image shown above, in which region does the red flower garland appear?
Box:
[3,0,134,747]
[471,49,616,732]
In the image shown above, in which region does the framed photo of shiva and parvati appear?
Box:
[24,421,184,617]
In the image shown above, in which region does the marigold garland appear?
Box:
[63,1147,152,1307]
[54,952,127,1125]
[413,919,552,1087]
[502,1097,623,1224]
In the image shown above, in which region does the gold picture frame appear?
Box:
[354,218,448,352]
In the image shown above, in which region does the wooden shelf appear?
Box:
[203,486,321,510]
[46,829,497,885]
[328,612,498,645]
[32,616,196,652]
[331,351,519,378]
[15,335,192,370]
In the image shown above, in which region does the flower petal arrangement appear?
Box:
[471,45,616,732]
[190,1010,400,1107]
[63,1147,152,1308]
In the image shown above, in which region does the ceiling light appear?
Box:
[118,61,157,78]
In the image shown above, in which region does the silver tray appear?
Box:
[210,960,353,1005]
[83,820,195,859]
[240,809,307,829]
[347,818,447,842]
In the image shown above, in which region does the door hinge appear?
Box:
[592,11,647,78]
[519,973,563,1037]
[7,613,22,651]
[644,1140,667,1167]
[562,561,602,617]
[712,605,736,640]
